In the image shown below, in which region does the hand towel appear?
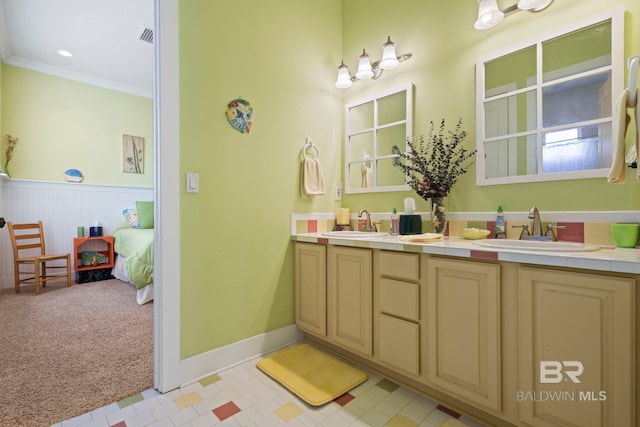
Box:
[301,158,325,198]
[608,89,630,183]
[635,92,640,182]
[361,161,373,188]
[398,233,444,243]
[608,88,640,183]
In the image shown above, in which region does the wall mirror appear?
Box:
[475,7,623,186]
[344,83,413,193]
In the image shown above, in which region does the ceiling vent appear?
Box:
[138,27,153,44]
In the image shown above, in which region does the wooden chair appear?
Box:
[7,221,71,295]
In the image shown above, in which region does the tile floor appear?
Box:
[52,350,486,427]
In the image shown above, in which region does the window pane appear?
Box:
[485,46,536,97]
[349,101,374,132]
[484,90,537,138]
[378,91,406,125]
[484,135,538,178]
[348,132,373,162]
[377,159,405,186]
[542,71,611,127]
[543,21,611,82]
[542,123,612,173]
[377,124,406,157]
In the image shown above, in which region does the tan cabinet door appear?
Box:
[294,242,326,336]
[426,258,501,413]
[327,246,372,356]
[518,267,635,427]
[378,313,420,375]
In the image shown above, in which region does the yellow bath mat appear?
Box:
[256,343,367,406]
[441,419,470,427]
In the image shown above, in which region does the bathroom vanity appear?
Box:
[293,234,639,427]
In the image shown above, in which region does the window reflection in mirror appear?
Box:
[345,84,413,193]
[476,8,622,185]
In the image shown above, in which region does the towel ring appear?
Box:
[303,137,320,160]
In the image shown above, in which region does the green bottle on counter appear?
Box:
[495,205,505,239]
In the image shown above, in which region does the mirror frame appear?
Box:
[475,7,623,186]
[344,83,413,194]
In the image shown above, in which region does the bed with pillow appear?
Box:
[112,201,154,304]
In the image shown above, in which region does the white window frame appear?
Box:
[344,83,413,194]
[475,6,623,186]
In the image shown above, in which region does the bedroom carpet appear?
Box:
[0,279,153,427]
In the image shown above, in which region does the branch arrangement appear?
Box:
[395,118,475,200]
[2,134,19,176]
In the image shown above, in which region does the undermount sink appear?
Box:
[322,231,389,238]
[472,239,600,252]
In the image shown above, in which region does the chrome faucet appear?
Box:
[358,209,377,232]
[528,206,543,238]
[523,207,565,241]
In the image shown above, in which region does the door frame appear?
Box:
[153,0,181,392]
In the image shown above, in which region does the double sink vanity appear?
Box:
[292,230,640,427]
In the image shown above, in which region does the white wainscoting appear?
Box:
[0,179,152,288]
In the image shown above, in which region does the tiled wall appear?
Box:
[292,211,640,248]
[449,220,591,243]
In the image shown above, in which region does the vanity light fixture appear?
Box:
[474,0,554,30]
[335,36,412,89]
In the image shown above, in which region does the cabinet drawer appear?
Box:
[379,278,419,322]
[378,314,420,375]
[379,251,420,281]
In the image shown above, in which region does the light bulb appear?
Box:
[474,0,504,30]
[379,36,399,70]
[518,0,553,10]
[335,61,353,89]
[355,49,374,80]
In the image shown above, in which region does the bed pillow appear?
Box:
[136,201,154,229]
[122,208,140,228]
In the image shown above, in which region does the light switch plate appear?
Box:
[186,173,199,193]
[335,184,342,201]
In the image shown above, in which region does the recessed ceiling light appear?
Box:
[57,50,73,57]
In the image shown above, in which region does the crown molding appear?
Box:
[3,55,152,99]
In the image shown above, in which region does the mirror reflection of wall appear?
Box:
[345,83,413,193]
[476,7,622,186]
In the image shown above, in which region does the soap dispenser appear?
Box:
[495,205,506,239]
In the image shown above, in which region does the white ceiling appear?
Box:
[0,0,154,98]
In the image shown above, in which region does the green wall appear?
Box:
[1,64,153,186]
[178,0,640,360]
[340,0,640,215]
[0,62,2,159]
[179,0,343,357]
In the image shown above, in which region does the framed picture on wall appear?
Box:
[122,135,144,174]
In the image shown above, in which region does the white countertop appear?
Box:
[292,233,640,275]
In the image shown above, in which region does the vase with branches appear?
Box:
[394,118,475,233]
[2,134,19,177]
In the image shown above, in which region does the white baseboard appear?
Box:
[179,324,304,388]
